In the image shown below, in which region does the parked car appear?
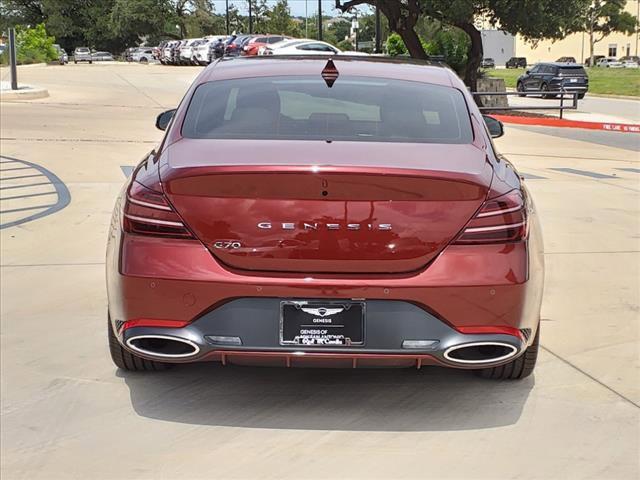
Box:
[73,47,92,64]
[517,62,588,99]
[243,35,290,56]
[584,55,605,67]
[480,58,495,68]
[264,39,368,56]
[92,51,114,62]
[53,44,68,65]
[179,39,203,64]
[506,57,527,68]
[621,59,639,69]
[108,56,543,380]
[193,37,224,65]
[596,57,622,68]
[619,55,640,64]
[224,35,254,56]
[132,48,154,63]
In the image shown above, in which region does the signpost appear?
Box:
[9,28,18,91]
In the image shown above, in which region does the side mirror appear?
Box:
[525,69,530,74]
[155,109,176,131]
[483,115,504,138]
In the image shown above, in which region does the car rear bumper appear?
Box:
[117,298,530,368]
[106,205,544,368]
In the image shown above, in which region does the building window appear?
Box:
[627,44,631,56]
[608,44,617,57]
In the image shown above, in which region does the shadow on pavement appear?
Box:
[120,363,534,431]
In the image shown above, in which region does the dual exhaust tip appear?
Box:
[126,335,520,365]
[126,335,199,358]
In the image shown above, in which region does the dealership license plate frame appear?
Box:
[279,300,365,347]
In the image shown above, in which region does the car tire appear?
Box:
[578,92,586,99]
[74,60,77,64]
[474,326,539,380]
[517,82,525,97]
[89,60,93,64]
[108,316,172,371]
[541,83,553,99]
[140,57,148,64]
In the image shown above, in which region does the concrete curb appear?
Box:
[493,114,640,134]
[0,86,49,100]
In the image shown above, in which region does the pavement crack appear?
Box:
[541,345,640,409]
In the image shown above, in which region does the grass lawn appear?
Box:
[486,67,640,97]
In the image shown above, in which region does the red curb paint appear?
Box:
[493,115,640,134]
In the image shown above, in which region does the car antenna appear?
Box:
[321,58,339,88]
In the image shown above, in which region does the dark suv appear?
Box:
[517,62,588,99]
[506,57,527,68]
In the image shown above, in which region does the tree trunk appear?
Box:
[398,26,428,59]
[457,22,483,103]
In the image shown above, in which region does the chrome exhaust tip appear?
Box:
[126,335,200,359]
[444,342,519,365]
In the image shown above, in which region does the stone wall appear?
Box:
[476,78,508,108]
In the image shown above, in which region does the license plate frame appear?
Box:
[279,300,365,347]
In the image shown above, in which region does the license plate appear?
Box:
[570,78,578,83]
[280,301,365,346]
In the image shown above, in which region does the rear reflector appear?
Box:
[402,340,439,349]
[123,181,194,239]
[120,318,190,333]
[454,190,527,244]
[205,335,243,346]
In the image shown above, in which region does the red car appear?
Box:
[107,56,544,379]
[243,35,290,56]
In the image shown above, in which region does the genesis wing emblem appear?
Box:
[301,307,344,317]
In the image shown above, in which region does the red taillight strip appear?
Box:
[463,221,525,233]
[476,205,523,218]
[456,326,524,339]
[124,214,185,227]
[127,196,172,211]
[120,318,190,333]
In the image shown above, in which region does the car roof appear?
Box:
[200,56,456,88]
[536,62,583,67]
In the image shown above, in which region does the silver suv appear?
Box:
[73,47,92,64]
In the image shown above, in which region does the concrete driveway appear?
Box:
[1,63,639,480]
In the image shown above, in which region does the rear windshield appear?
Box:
[559,66,586,75]
[182,76,473,144]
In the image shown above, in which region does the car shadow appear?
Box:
[120,363,534,432]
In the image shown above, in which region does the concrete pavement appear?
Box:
[1,63,639,480]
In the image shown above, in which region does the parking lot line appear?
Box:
[550,167,618,179]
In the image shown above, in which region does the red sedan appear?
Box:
[107,56,544,379]
[243,35,290,56]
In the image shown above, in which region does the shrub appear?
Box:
[337,39,354,52]
[13,24,58,65]
[385,33,407,56]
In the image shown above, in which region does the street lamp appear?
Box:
[351,11,359,52]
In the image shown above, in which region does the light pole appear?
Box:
[9,28,17,91]
[226,0,230,35]
[305,0,308,38]
[374,2,381,53]
[318,0,323,41]
[351,11,359,52]
[248,0,253,33]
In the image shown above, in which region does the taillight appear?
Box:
[123,181,194,238]
[454,190,527,244]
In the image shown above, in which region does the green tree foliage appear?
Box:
[425,27,469,76]
[6,23,58,64]
[579,0,637,65]
[337,0,592,92]
[385,32,407,55]
[265,0,301,36]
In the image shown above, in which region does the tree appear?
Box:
[0,1,45,31]
[265,0,301,36]
[581,1,637,66]
[336,0,590,94]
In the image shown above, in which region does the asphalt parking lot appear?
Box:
[1,63,639,480]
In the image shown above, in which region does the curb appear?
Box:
[0,87,49,100]
[493,114,640,134]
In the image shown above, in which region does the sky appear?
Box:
[211,0,374,19]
